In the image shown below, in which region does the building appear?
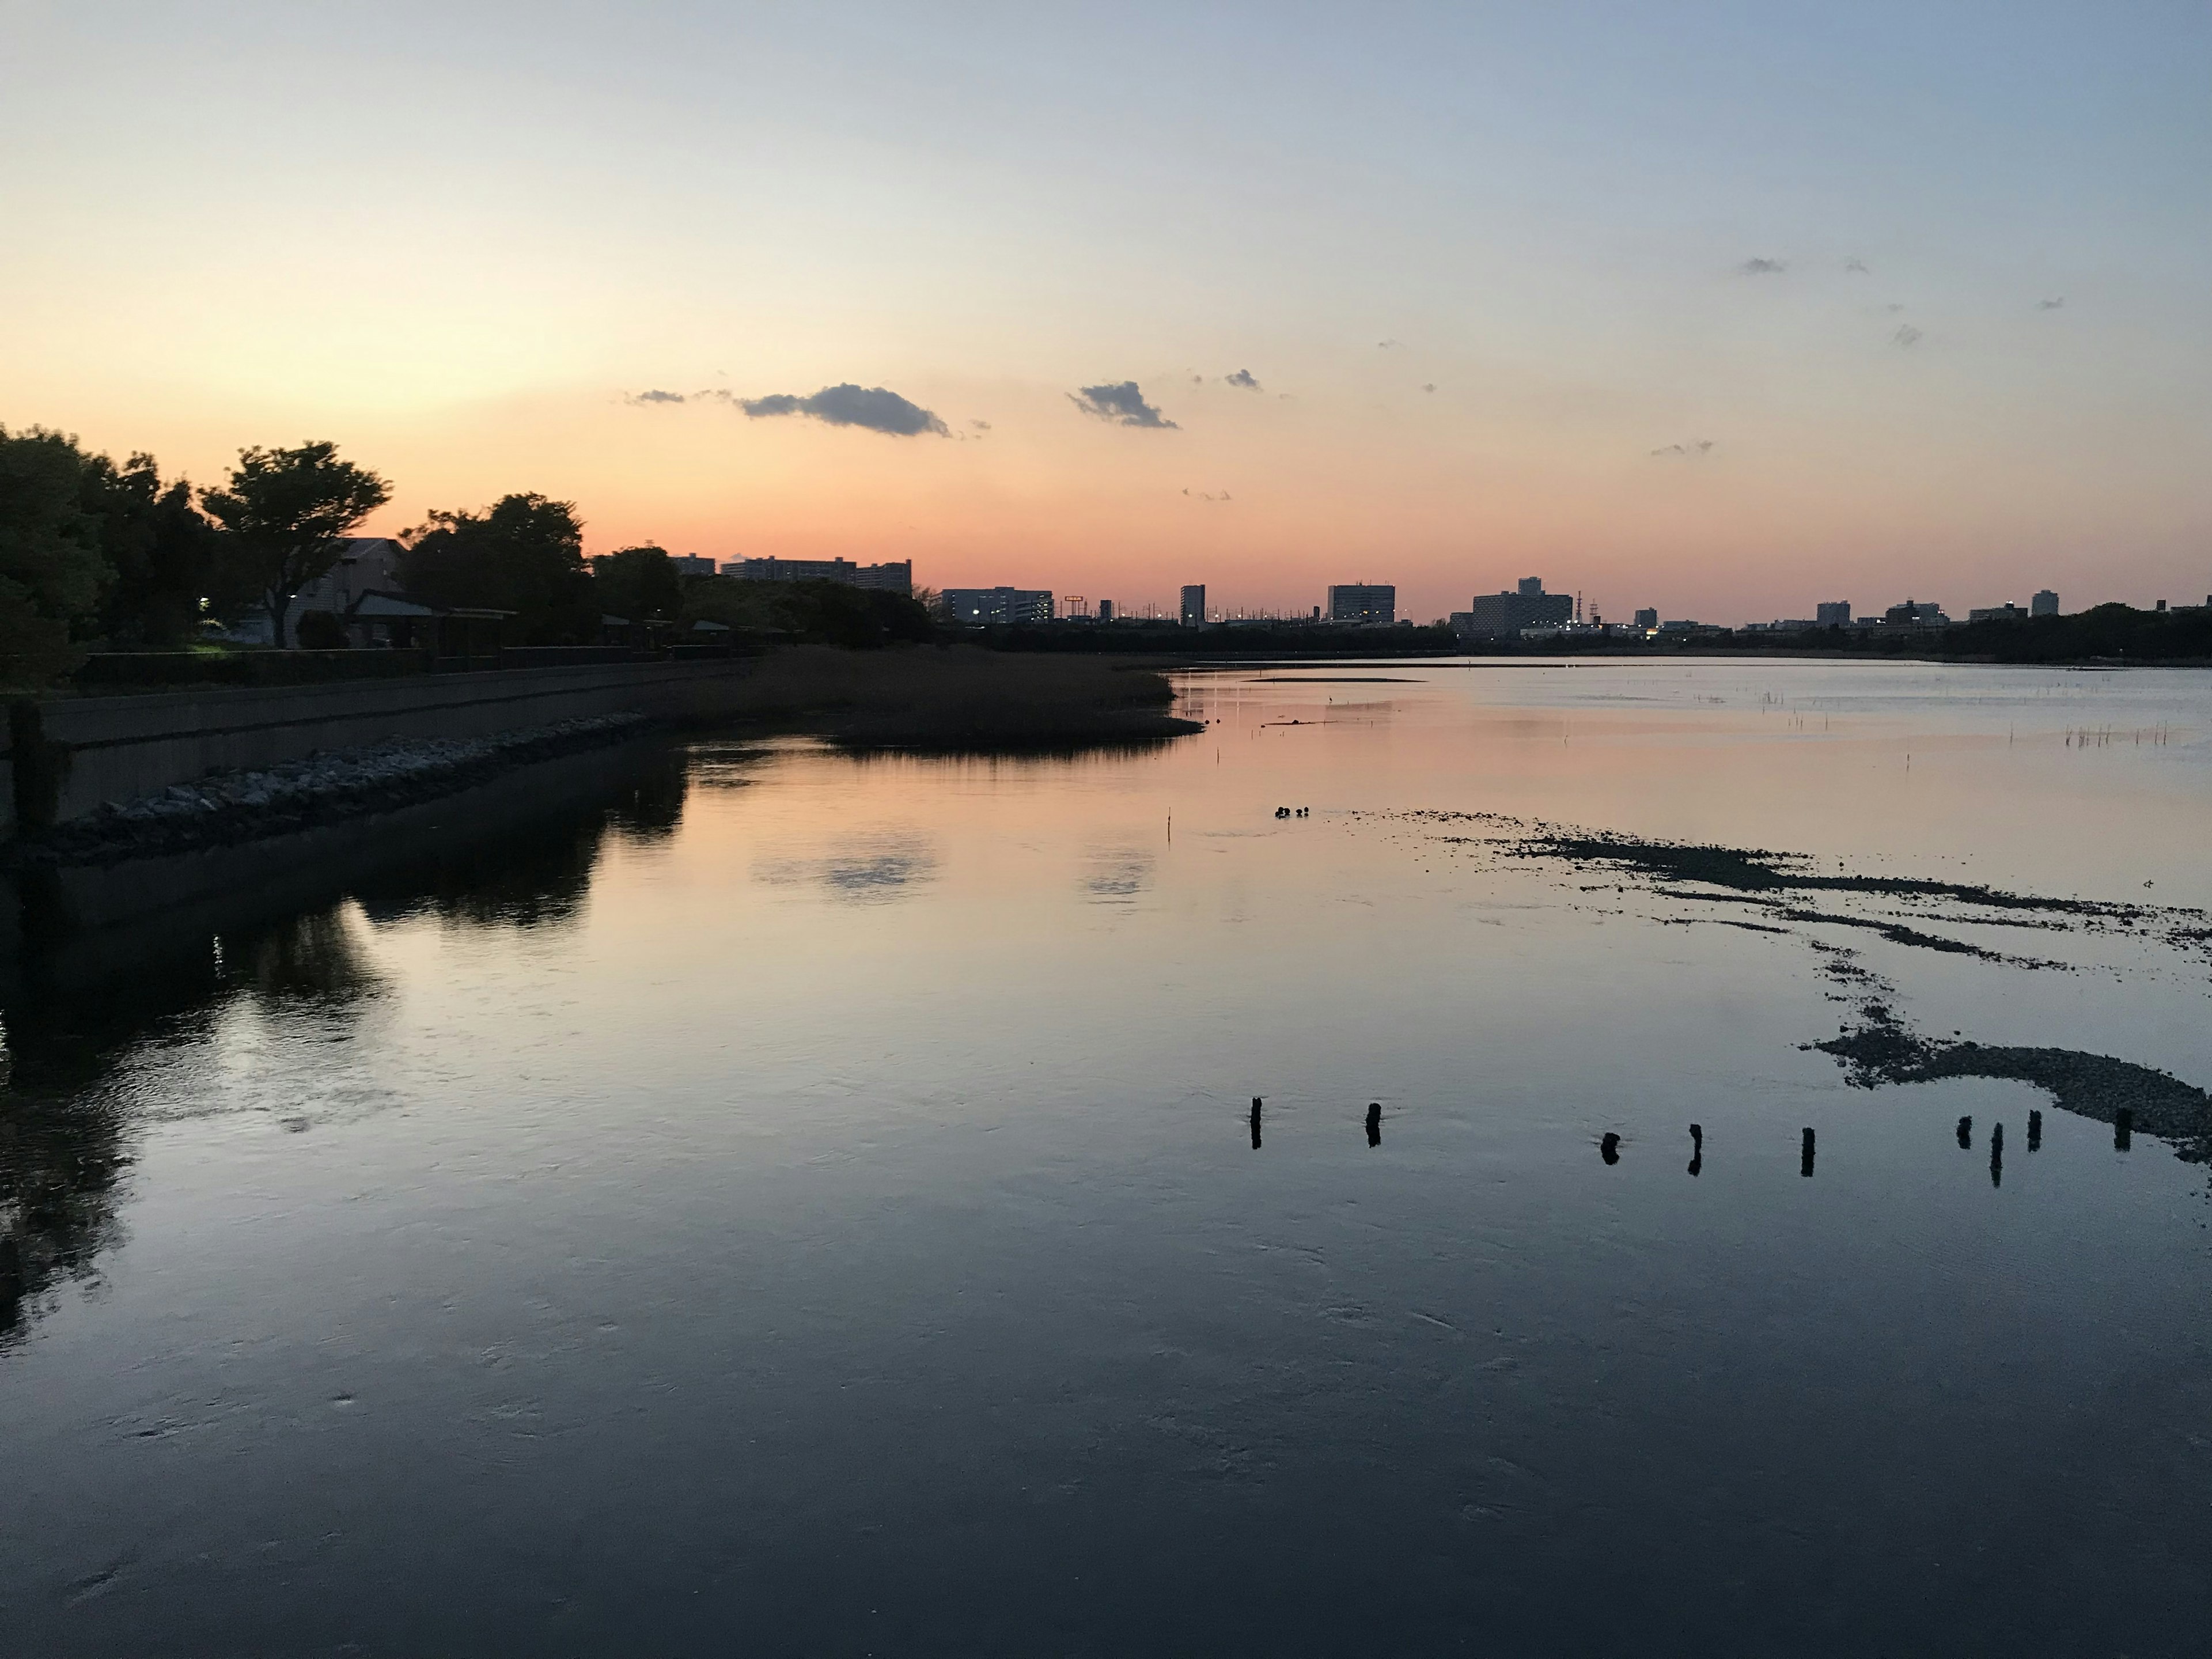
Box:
[1967,603,2027,623]
[1097,599,1115,623]
[669,554,717,577]
[721,556,913,596]
[226,537,410,645]
[1816,601,1851,627]
[1180,584,1206,627]
[1633,607,1658,630]
[1882,599,1950,628]
[2032,589,2060,617]
[1326,584,1396,625]
[941,586,1054,626]
[1454,577,1574,639]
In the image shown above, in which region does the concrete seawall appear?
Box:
[7,658,754,832]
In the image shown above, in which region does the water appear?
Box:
[5,658,2209,1655]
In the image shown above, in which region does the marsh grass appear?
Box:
[725,646,1201,750]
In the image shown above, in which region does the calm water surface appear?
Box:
[5,658,2210,1655]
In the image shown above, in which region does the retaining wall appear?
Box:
[9,658,754,831]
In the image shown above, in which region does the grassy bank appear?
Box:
[722,646,1202,749]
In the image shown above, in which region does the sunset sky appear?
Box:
[7,2,2208,623]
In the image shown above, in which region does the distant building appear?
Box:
[1097,599,1115,622]
[1180,584,1207,627]
[668,554,718,577]
[1633,607,1658,630]
[1455,578,1574,639]
[2031,589,2060,617]
[941,586,1054,626]
[1816,601,1851,627]
[1326,584,1396,625]
[721,556,912,595]
[1883,599,1950,628]
[1967,603,2027,623]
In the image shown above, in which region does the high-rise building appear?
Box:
[721,556,912,596]
[1455,578,1574,639]
[1816,601,1851,627]
[1097,599,1115,622]
[941,586,1055,625]
[1326,584,1396,625]
[1180,585,1207,626]
[1883,599,1950,628]
[1633,607,1658,629]
[2032,589,2060,617]
[668,554,718,577]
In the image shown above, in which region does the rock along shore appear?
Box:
[9,713,655,869]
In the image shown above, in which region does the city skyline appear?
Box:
[6,3,2208,624]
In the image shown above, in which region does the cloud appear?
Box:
[1377,338,1402,349]
[626,389,688,405]
[1070,381,1177,429]
[1737,257,1787,276]
[969,418,992,431]
[1224,368,1262,391]
[1844,257,1870,274]
[1422,382,1437,393]
[1892,324,1923,348]
[1650,440,1715,459]
[2038,297,2066,310]
[1181,488,1232,502]
[737,383,949,436]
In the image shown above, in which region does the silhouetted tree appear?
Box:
[201,441,391,648]
[0,426,112,684]
[82,451,220,646]
[592,544,683,623]
[398,493,596,645]
[682,576,933,647]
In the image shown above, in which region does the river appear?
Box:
[5,657,2209,1654]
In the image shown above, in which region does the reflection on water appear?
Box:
[754,836,939,902]
[5,664,2211,1654]
[0,740,691,1347]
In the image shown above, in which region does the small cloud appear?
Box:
[1844,257,1870,275]
[1738,257,1787,276]
[1182,488,1232,502]
[1192,374,1205,385]
[1070,381,1177,430]
[1892,324,1923,349]
[1650,440,1716,459]
[969,419,991,431]
[1377,338,1402,350]
[2037,297,2066,310]
[626,389,687,405]
[737,383,948,436]
[1421,382,1437,393]
[1225,368,1262,391]
[1886,302,1907,313]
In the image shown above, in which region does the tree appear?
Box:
[591,544,683,623]
[397,493,596,645]
[82,452,221,647]
[683,576,934,647]
[201,441,391,648]
[0,426,112,684]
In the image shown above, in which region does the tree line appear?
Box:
[0,427,931,682]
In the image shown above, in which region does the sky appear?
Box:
[5,1,2209,623]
